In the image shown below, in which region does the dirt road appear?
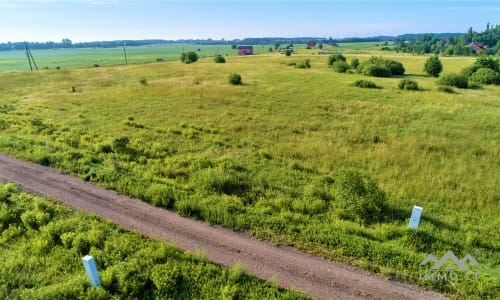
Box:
[0,154,447,299]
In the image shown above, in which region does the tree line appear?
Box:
[395,24,500,55]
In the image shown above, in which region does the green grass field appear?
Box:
[0,183,306,299]
[0,44,279,72]
[0,47,498,299]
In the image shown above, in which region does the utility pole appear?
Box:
[24,41,38,71]
[123,41,128,65]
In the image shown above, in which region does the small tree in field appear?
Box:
[228,73,242,85]
[214,55,225,63]
[180,52,198,64]
[424,55,443,77]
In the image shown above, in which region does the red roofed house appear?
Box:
[469,42,488,53]
[307,41,317,47]
[237,46,253,55]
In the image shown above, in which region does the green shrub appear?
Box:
[359,56,405,77]
[473,56,499,72]
[352,80,379,88]
[139,77,147,85]
[111,136,130,152]
[424,55,443,77]
[331,61,350,73]
[398,79,420,90]
[469,68,500,85]
[437,73,468,88]
[361,64,392,77]
[145,183,175,208]
[334,168,388,224]
[385,60,405,75]
[214,55,225,63]
[351,58,360,69]
[327,53,346,66]
[228,73,242,85]
[180,51,198,64]
[285,49,292,56]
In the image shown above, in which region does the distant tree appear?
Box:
[180,51,198,64]
[274,43,280,50]
[327,53,346,66]
[231,44,237,49]
[285,49,292,56]
[318,43,323,49]
[424,55,443,77]
[268,47,273,52]
[214,55,225,63]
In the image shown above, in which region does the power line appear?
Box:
[24,41,38,71]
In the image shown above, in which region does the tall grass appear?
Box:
[0,51,498,298]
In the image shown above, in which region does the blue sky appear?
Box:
[0,1,498,43]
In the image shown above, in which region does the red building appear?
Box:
[237,46,253,55]
[469,42,488,53]
[307,41,317,47]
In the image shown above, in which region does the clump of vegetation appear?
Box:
[437,86,456,93]
[334,168,388,224]
[352,79,379,89]
[111,136,130,152]
[437,73,468,88]
[423,55,443,77]
[180,51,199,64]
[228,73,242,85]
[469,68,500,84]
[139,77,148,85]
[331,61,350,73]
[350,58,360,69]
[327,53,346,66]
[0,184,306,299]
[296,59,311,69]
[214,55,226,63]
[398,79,420,90]
[284,49,292,56]
[359,56,405,77]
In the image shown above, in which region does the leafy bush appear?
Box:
[327,53,346,66]
[359,56,405,77]
[352,80,379,89]
[473,56,499,72]
[424,55,443,77]
[334,168,388,224]
[139,77,147,85]
[351,58,360,69]
[331,61,350,73]
[384,60,405,75]
[180,51,198,64]
[228,73,242,85]
[398,79,420,90]
[437,73,468,88]
[214,55,225,63]
[285,49,292,56]
[361,64,392,77]
[469,68,500,85]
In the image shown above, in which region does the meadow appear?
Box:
[0,183,306,299]
[0,44,277,72]
[0,45,498,299]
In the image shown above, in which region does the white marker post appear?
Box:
[82,255,101,287]
[409,205,423,229]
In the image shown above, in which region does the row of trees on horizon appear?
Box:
[1,25,498,56]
